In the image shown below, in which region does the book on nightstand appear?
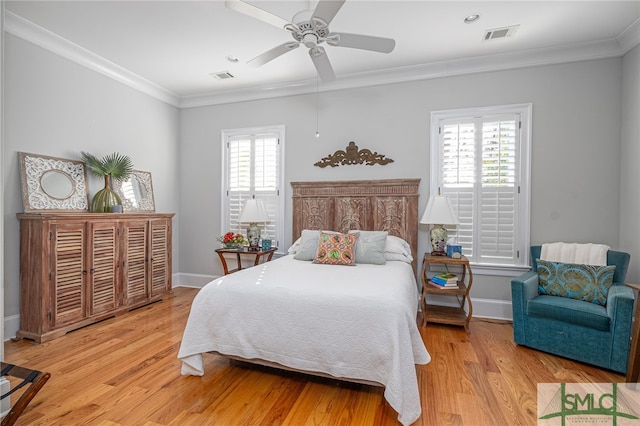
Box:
[427,279,458,289]
[430,272,458,285]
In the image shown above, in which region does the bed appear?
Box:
[178,179,430,425]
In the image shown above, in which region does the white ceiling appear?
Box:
[5,1,640,107]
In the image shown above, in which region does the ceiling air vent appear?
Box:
[483,25,519,41]
[210,71,234,80]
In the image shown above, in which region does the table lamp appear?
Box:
[420,194,459,256]
[239,198,269,250]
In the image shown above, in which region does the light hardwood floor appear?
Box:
[4,287,624,425]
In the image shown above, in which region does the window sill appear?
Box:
[468,262,531,277]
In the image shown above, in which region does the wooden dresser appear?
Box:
[17,212,174,343]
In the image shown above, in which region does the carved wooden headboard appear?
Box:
[291,179,420,267]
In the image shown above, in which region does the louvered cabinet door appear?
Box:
[123,220,149,305]
[149,219,171,297]
[50,223,87,327]
[88,222,119,315]
[18,212,174,342]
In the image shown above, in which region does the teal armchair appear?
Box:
[511,246,634,373]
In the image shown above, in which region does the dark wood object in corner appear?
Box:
[625,282,640,383]
[0,362,50,426]
[16,212,174,343]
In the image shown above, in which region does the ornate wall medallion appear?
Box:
[314,141,394,168]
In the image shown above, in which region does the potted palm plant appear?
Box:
[81,151,134,213]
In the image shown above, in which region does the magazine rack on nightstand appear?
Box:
[421,253,473,333]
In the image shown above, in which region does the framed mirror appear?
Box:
[114,170,155,212]
[18,152,90,212]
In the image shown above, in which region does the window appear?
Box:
[430,104,531,274]
[222,125,284,250]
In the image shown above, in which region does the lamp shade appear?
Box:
[420,195,459,225]
[239,199,269,223]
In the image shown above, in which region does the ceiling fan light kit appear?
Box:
[226,0,396,82]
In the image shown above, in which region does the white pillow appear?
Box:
[293,230,319,260]
[348,230,387,265]
[287,238,301,255]
[383,235,413,263]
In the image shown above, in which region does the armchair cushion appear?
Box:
[527,295,610,331]
[536,259,615,306]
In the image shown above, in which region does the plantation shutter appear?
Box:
[226,133,280,242]
[253,134,279,240]
[439,114,520,265]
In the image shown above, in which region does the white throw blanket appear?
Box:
[178,256,430,426]
[540,242,610,266]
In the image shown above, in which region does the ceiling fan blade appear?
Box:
[327,32,396,53]
[309,46,336,82]
[248,42,300,67]
[225,0,291,30]
[311,0,346,25]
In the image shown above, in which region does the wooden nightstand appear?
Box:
[421,253,474,333]
[215,247,277,275]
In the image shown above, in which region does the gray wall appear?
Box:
[3,34,181,318]
[620,44,640,283]
[179,57,626,304]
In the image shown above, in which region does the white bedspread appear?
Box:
[178,255,430,425]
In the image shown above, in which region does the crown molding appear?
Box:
[179,38,630,108]
[617,17,640,54]
[4,11,180,107]
[5,11,639,110]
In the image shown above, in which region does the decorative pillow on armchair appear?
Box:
[313,232,359,266]
[537,259,615,306]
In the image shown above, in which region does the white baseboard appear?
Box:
[473,298,513,321]
[172,272,219,289]
[4,314,19,343]
[421,293,513,321]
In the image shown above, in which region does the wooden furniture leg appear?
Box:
[215,248,278,275]
[1,362,50,426]
[626,283,640,382]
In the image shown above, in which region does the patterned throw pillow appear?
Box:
[537,259,615,306]
[313,232,359,266]
[293,230,340,260]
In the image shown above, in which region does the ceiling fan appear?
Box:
[225,0,396,82]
